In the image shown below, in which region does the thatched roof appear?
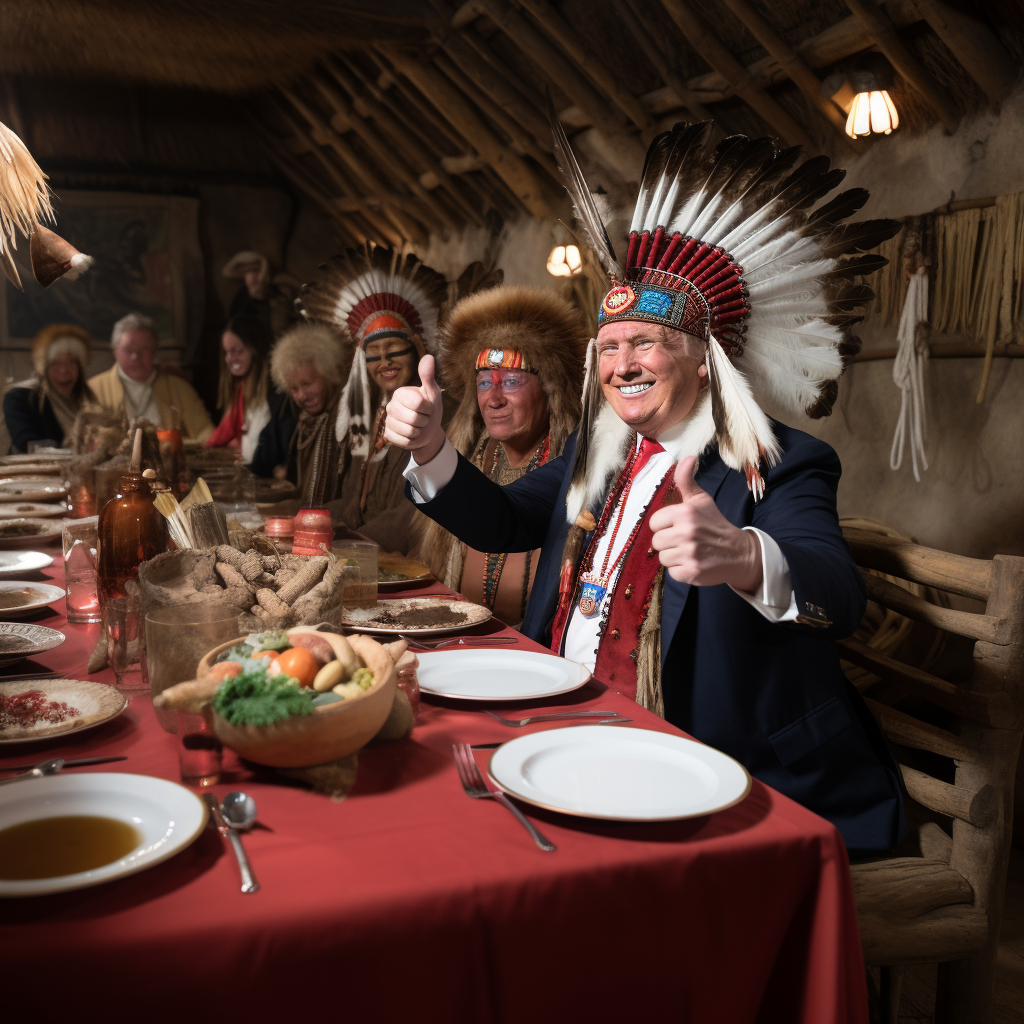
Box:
[2,0,1021,244]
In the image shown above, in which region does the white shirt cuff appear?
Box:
[402,437,458,504]
[728,527,798,622]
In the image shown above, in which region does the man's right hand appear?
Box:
[384,353,446,464]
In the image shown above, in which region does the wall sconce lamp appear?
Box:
[546,243,582,277]
[822,54,900,140]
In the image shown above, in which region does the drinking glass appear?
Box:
[176,709,222,787]
[145,604,242,733]
[332,540,378,609]
[105,595,146,691]
[61,517,101,624]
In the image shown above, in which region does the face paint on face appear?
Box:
[475,368,549,451]
[364,337,417,394]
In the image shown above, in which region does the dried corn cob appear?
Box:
[215,561,255,594]
[216,544,244,568]
[256,587,291,618]
[277,556,328,605]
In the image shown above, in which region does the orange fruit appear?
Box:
[208,661,242,682]
[272,646,320,687]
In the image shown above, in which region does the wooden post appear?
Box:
[843,0,961,133]
[465,0,648,167]
[310,74,458,232]
[280,86,429,244]
[323,58,487,228]
[514,0,655,135]
[384,49,557,220]
[659,0,818,151]
[717,0,859,156]
[911,0,1017,107]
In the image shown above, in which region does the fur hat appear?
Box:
[438,286,588,459]
[269,322,347,393]
[31,323,91,377]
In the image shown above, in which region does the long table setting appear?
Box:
[0,519,870,1023]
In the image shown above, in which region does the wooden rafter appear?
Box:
[843,0,961,133]
[911,0,1018,108]
[514,0,655,136]
[323,57,487,228]
[383,47,557,220]
[718,0,859,156]
[456,0,648,167]
[658,0,818,151]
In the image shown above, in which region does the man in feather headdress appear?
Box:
[419,286,587,627]
[297,244,449,553]
[386,118,907,856]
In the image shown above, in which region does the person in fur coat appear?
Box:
[418,287,587,626]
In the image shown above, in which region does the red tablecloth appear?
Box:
[0,553,869,1024]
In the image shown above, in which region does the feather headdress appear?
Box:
[550,114,898,520]
[298,243,448,458]
[0,121,92,290]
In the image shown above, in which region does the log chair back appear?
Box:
[840,527,1024,1024]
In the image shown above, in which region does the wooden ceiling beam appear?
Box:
[384,48,557,220]
[514,0,655,136]
[324,58,487,228]
[911,0,1018,108]
[459,0,648,167]
[718,0,859,156]
[310,73,458,233]
[280,85,430,244]
[843,0,960,133]
[658,0,818,151]
[268,98,401,246]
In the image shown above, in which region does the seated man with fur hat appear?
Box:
[4,323,97,452]
[419,287,586,626]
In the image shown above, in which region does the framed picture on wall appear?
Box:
[0,190,203,378]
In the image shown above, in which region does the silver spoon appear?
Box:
[222,791,258,831]
[0,757,64,786]
[203,792,260,894]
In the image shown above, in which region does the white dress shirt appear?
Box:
[404,435,797,672]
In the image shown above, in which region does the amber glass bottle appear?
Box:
[97,471,168,606]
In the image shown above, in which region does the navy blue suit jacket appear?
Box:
[410,422,904,853]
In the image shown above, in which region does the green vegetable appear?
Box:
[217,643,253,663]
[212,668,315,727]
[256,630,290,653]
[351,667,374,690]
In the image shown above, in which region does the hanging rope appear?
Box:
[891,267,929,482]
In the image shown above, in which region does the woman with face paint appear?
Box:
[296,244,449,552]
[207,314,296,478]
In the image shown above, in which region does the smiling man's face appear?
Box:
[596,320,706,438]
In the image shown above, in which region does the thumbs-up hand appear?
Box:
[649,456,764,592]
[385,354,446,463]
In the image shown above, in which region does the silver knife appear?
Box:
[1,755,128,772]
[203,792,260,894]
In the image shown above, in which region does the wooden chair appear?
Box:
[839,527,1024,1024]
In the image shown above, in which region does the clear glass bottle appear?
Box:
[97,471,168,607]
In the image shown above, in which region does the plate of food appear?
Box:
[377,554,433,590]
[0,772,207,897]
[488,726,752,822]
[0,551,54,577]
[0,678,127,744]
[0,503,67,519]
[0,519,64,548]
[0,478,68,502]
[342,597,491,635]
[0,582,64,617]
[417,649,590,701]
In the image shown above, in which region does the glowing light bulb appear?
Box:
[546,243,582,277]
[846,90,899,139]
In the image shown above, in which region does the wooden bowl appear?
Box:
[199,628,397,768]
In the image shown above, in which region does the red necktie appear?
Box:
[632,436,665,478]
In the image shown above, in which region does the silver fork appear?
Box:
[485,709,631,727]
[452,742,556,852]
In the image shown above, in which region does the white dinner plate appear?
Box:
[0,478,68,502]
[488,725,752,821]
[416,649,591,701]
[0,773,208,897]
[0,622,66,669]
[0,551,54,576]
[343,597,492,636]
[0,519,64,549]
[0,503,66,519]
[0,677,126,743]
[0,581,64,617]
